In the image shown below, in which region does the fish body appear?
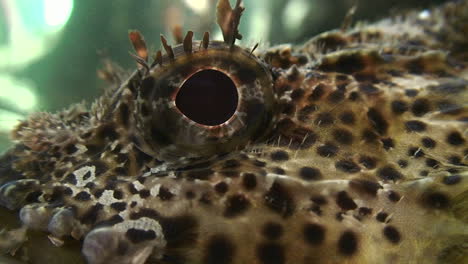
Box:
[0,0,467,263]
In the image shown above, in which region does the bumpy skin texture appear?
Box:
[1,1,467,263]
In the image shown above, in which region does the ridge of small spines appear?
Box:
[127,0,251,70]
[128,30,210,71]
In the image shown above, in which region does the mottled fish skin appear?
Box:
[0,0,467,264]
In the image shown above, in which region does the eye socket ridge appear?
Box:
[136,41,276,161]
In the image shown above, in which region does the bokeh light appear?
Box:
[44,0,74,30]
[0,75,37,111]
[184,0,208,14]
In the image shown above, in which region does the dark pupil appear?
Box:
[175,69,238,126]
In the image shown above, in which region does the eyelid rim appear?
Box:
[133,41,278,161]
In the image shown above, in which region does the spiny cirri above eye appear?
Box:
[129,23,276,162]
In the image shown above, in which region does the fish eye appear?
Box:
[175,68,238,126]
[131,35,276,161]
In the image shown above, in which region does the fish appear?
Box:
[0,0,467,263]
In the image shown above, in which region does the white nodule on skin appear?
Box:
[73,166,96,187]
[98,190,120,206]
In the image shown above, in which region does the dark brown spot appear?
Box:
[391,100,408,115]
[74,191,91,201]
[139,189,150,199]
[317,143,339,157]
[381,138,394,150]
[224,194,250,218]
[81,203,103,225]
[280,102,295,115]
[309,204,322,216]
[362,129,379,142]
[448,156,462,165]
[405,120,427,132]
[298,105,317,121]
[303,223,325,246]
[270,150,289,161]
[358,155,377,169]
[127,183,139,195]
[257,243,285,264]
[214,182,229,194]
[349,179,383,196]
[291,88,305,101]
[203,235,235,264]
[376,212,388,222]
[242,173,257,190]
[125,229,156,243]
[110,202,127,212]
[273,167,285,175]
[405,89,418,97]
[408,147,424,158]
[383,226,401,244]
[158,187,174,201]
[443,175,461,185]
[377,166,403,181]
[299,167,322,181]
[411,98,431,116]
[318,53,366,74]
[159,215,199,248]
[367,108,388,135]
[348,91,360,101]
[64,144,78,155]
[335,160,361,173]
[309,84,326,101]
[328,90,345,103]
[63,174,77,185]
[262,222,283,240]
[311,196,327,205]
[358,207,372,217]
[338,231,358,256]
[423,192,450,209]
[421,137,436,148]
[253,160,266,167]
[336,191,357,210]
[359,83,379,94]
[420,170,429,177]
[96,124,119,141]
[333,128,354,145]
[84,182,95,189]
[315,112,334,126]
[446,131,465,146]
[387,191,401,202]
[185,190,196,199]
[339,111,356,125]
[314,34,348,51]
[264,181,295,218]
[223,159,241,169]
[425,158,439,168]
[397,160,408,168]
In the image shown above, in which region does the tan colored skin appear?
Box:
[0,0,467,263]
